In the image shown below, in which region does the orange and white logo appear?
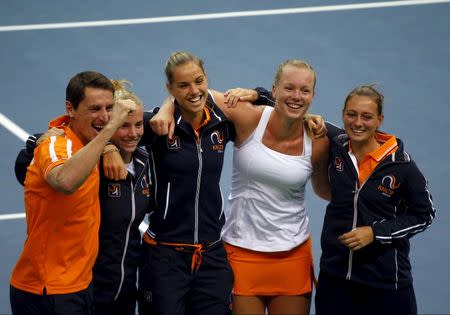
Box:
[382,175,401,190]
[378,175,400,196]
[210,130,224,151]
[334,157,344,172]
[141,174,150,196]
[108,183,121,197]
[210,130,224,144]
[167,136,180,150]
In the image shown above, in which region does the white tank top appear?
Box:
[221,106,313,252]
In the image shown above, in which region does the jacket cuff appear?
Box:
[371,221,391,244]
[254,87,274,106]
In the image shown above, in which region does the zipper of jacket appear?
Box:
[194,118,228,227]
[346,180,359,280]
[194,139,203,244]
[345,158,397,280]
[163,182,170,219]
[113,179,135,301]
[178,115,222,244]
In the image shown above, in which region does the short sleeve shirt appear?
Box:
[10,115,101,295]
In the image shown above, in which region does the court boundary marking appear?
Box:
[0,113,30,142]
[1,0,449,32]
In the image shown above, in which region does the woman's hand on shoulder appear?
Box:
[224,88,259,108]
[36,127,65,146]
[304,114,327,139]
[211,89,260,119]
[211,89,262,145]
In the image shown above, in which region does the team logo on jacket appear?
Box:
[378,175,400,197]
[167,136,180,150]
[142,290,152,302]
[141,174,150,196]
[210,130,224,152]
[334,157,344,172]
[108,183,121,197]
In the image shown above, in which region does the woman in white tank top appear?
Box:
[218,60,330,315]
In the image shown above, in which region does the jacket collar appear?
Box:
[334,131,409,163]
[48,115,84,149]
[173,90,227,133]
[131,147,149,182]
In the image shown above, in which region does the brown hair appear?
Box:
[66,71,114,109]
[164,51,206,84]
[343,84,384,115]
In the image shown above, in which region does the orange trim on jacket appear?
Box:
[193,107,211,141]
[351,133,398,184]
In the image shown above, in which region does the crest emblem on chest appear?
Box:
[108,183,121,197]
[334,157,344,172]
[167,136,181,150]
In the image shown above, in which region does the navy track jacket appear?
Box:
[322,124,436,289]
[142,92,235,244]
[94,147,151,303]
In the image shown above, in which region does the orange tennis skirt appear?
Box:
[224,238,315,296]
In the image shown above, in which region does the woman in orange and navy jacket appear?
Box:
[315,85,435,315]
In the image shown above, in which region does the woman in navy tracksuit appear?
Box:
[94,145,151,315]
[137,51,234,315]
[314,85,436,315]
[91,80,152,315]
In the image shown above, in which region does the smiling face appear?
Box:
[343,95,384,145]
[66,87,114,144]
[167,61,208,125]
[111,105,144,163]
[272,65,315,120]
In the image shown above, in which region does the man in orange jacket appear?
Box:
[9,71,136,315]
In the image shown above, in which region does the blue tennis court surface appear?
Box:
[1,1,450,313]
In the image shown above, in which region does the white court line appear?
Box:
[1,0,449,32]
[0,213,26,220]
[0,112,29,222]
[0,212,149,233]
[0,112,30,142]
